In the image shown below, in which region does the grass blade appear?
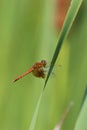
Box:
[75,92,87,130]
[28,92,43,130]
[54,101,74,130]
[44,0,83,89]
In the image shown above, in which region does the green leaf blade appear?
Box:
[75,94,87,130]
[44,0,83,89]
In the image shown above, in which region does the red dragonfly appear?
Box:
[13,60,47,82]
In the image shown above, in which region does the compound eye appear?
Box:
[41,60,47,66]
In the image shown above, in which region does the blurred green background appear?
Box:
[0,0,87,130]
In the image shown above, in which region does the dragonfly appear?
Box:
[13,60,48,82]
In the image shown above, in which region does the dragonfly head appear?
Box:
[41,60,47,67]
